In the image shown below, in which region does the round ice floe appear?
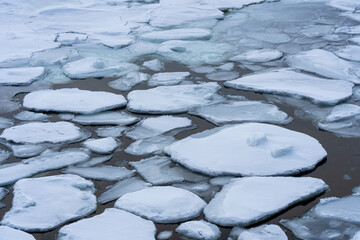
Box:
[114,186,206,223]
[0,67,44,86]
[204,177,328,226]
[165,123,327,176]
[1,174,96,232]
[0,226,35,240]
[82,137,120,154]
[230,49,283,63]
[57,208,156,240]
[237,224,287,240]
[0,121,85,144]
[176,220,221,240]
[23,88,127,114]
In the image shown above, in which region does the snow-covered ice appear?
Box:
[127,83,223,114]
[82,137,120,154]
[205,71,239,81]
[95,126,127,138]
[140,28,212,42]
[23,88,127,114]
[0,149,89,186]
[14,111,50,121]
[0,121,86,144]
[204,177,328,226]
[148,72,190,86]
[63,165,135,181]
[125,116,192,140]
[176,220,221,240]
[230,49,283,63]
[109,72,149,91]
[55,32,88,44]
[237,225,288,240]
[143,59,164,71]
[11,144,46,158]
[325,104,360,122]
[158,231,173,240]
[0,117,13,129]
[0,226,35,240]
[1,174,96,232]
[189,101,291,125]
[77,155,112,167]
[115,186,206,223]
[0,150,10,163]
[287,49,360,84]
[0,67,44,86]
[225,69,353,105]
[165,123,327,176]
[57,208,156,240]
[71,111,138,126]
[98,177,151,204]
[125,136,175,156]
[335,45,360,62]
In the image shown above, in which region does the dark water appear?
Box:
[1,61,359,239]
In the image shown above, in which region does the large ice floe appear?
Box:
[1,174,96,232]
[0,149,89,186]
[127,83,223,114]
[0,226,36,240]
[57,208,156,240]
[204,177,328,226]
[0,121,87,144]
[225,69,353,105]
[0,67,44,86]
[189,101,291,125]
[23,88,127,114]
[176,220,221,240]
[230,49,283,63]
[165,123,327,176]
[115,186,206,223]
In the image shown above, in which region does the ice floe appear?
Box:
[0,117,13,129]
[325,104,360,122]
[204,177,328,226]
[23,88,127,114]
[0,149,89,186]
[125,116,192,140]
[237,225,288,240]
[77,155,112,167]
[158,231,173,240]
[148,72,190,86]
[11,144,46,158]
[230,49,283,63]
[55,32,88,44]
[0,67,44,86]
[125,136,175,156]
[205,71,239,81]
[165,123,326,176]
[140,28,212,42]
[335,45,360,62]
[1,174,96,232]
[176,220,221,240]
[109,72,149,91]
[225,69,353,105]
[95,126,127,138]
[287,49,360,83]
[63,165,134,181]
[0,226,35,240]
[14,111,50,121]
[189,101,291,125]
[0,121,86,144]
[0,150,10,163]
[127,83,223,114]
[57,208,156,240]
[82,137,120,154]
[115,186,206,223]
[71,111,138,126]
[0,187,9,208]
[143,59,164,71]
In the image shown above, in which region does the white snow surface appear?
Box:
[165,123,327,176]
[237,224,288,240]
[325,104,360,122]
[82,137,120,154]
[63,165,135,181]
[335,45,360,62]
[23,88,127,114]
[204,177,328,226]
[224,68,353,105]
[0,67,44,86]
[0,226,35,240]
[1,174,96,232]
[115,186,206,223]
[176,220,221,240]
[230,49,283,63]
[57,208,156,240]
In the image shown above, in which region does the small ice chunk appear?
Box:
[0,150,10,163]
[130,156,207,185]
[55,32,88,44]
[230,49,283,63]
[23,88,127,114]
[204,177,328,226]
[148,72,190,86]
[109,72,150,91]
[0,117,13,129]
[125,136,175,156]
[335,45,360,62]
[71,111,138,126]
[0,67,44,86]
[95,126,127,138]
[165,123,327,176]
[11,144,46,158]
[57,208,156,240]
[325,104,360,122]
[225,68,353,105]
[217,63,234,71]
[115,186,206,223]
[190,65,216,74]
[63,166,135,181]
[1,174,96,232]
[77,155,112,167]
[176,220,221,240]
[206,71,239,81]
[0,149,89,186]
[0,121,85,144]
[157,231,173,240]
[98,177,151,204]
[210,176,234,186]
[140,28,212,42]
[238,224,287,240]
[0,226,35,240]
[143,59,164,71]
[287,49,360,84]
[190,101,291,125]
[82,137,120,154]
[14,111,50,121]
[127,83,223,114]
[125,115,192,140]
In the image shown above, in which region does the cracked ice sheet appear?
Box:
[204,177,328,227]
[230,49,283,63]
[115,186,206,223]
[57,208,156,240]
[189,101,292,125]
[23,88,127,114]
[0,149,89,186]
[0,67,44,86]
[63,165,135,181]
[165,123,327,177]
[127,83,223,114]
[1,174,96,232]
[224,69,353,106]
[235,225,287,240]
